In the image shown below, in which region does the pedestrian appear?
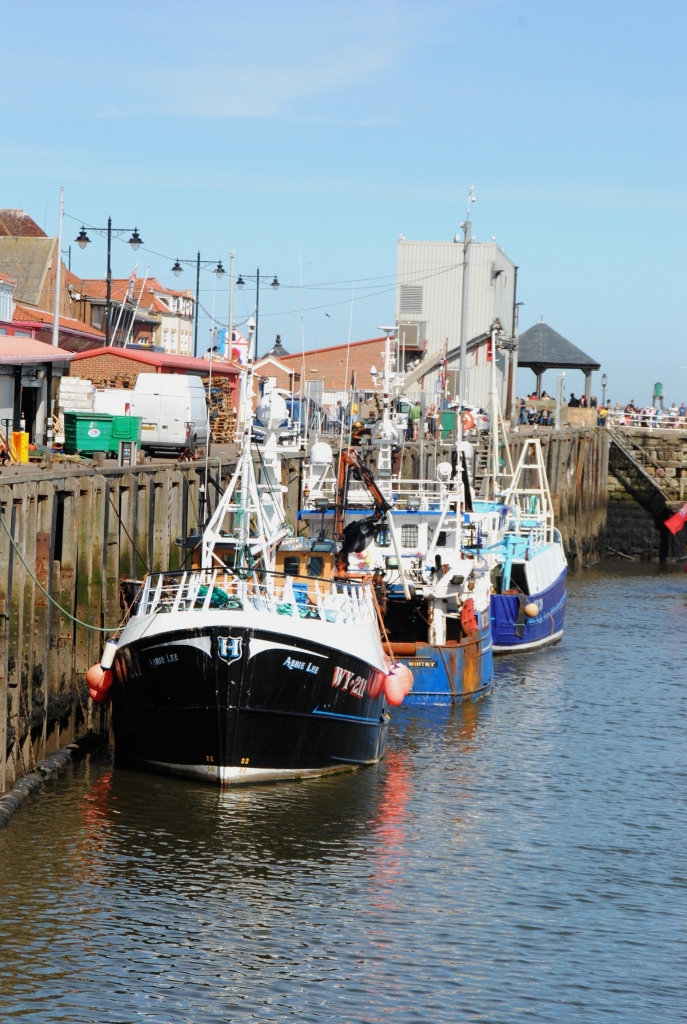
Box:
[517,397,528,425]
[568,393,580,408]
[426,403,437,438]
[590,395,598,409]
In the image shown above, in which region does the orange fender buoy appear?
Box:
[383,663,413,704]
[384,673,405,706]
[389,662,413,695]
[86,664,113,704]
[367,671,386,700]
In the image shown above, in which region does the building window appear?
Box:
[399,285,423,315]
[401,524,418,548]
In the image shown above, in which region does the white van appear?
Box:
[132,374,209,453]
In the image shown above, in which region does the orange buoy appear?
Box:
[367,671,386,700]
[391,663,413,695]
[384,663,413,704]
[384,673,405,705]
[461,409,475,431]
[86,663,113,704]
[524,602,539,618]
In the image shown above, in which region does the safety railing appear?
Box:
[607,411,687,431]
[135,569,376,626]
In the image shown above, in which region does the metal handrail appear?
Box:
[607,425,681,496]
[135,568,376,625]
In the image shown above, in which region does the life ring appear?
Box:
[461,410,475,431]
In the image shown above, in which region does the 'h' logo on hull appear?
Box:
[217,636,242,662]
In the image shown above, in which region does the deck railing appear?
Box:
[135,569,376,626]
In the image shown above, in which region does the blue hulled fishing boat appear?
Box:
[298,335,494,706]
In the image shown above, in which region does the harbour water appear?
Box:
[0,564,685,1023]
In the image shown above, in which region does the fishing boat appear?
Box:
[90,349,391,786]
[298,336,494,706]
[463,359,567,654]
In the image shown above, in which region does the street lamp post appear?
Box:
[171,255,226,357]
[601,373,608,406]
[235,270,280,358]
[75,220,143,346]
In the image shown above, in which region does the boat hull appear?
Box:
[491,568,567,654]
[388,624,494,707]
[111,623,389,786]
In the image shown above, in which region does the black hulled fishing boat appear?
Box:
[103,356,390,786]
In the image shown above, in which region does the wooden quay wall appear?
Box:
[0,459,225,794]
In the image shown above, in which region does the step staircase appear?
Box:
[607,426,682,522]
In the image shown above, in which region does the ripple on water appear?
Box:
[0,564,685,1023]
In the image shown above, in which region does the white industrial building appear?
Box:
[395,230,518,413]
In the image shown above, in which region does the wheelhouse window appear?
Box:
[401,524,418,548]
[283,557,300,576]
[307,556,324,577]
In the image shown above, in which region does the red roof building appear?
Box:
[74,277,195,353]
[256,337,388,394]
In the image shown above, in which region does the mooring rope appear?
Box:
[0,512,119,633]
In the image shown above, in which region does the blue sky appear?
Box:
[2,0,685,403]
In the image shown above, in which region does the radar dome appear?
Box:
[256,390,288,430]
[436,461,452,482]
[309,441,333,465]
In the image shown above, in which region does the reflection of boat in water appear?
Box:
[104,345,390,786]
[79,759,389,886]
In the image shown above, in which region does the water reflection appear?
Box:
[0,564,685,1023]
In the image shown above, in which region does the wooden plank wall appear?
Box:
[0,462,205,793]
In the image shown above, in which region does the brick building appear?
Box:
[255,337,388,396]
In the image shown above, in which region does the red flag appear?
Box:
[664,502,687,534]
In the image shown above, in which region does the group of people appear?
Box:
[516,392,556,426]
[610,400,687,428]
[516,391,687,429]
[406,402,438,440]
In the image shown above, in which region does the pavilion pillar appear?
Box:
[584,371,592,402]
[535,370,543,397]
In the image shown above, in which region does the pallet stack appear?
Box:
[205,377,236,443]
